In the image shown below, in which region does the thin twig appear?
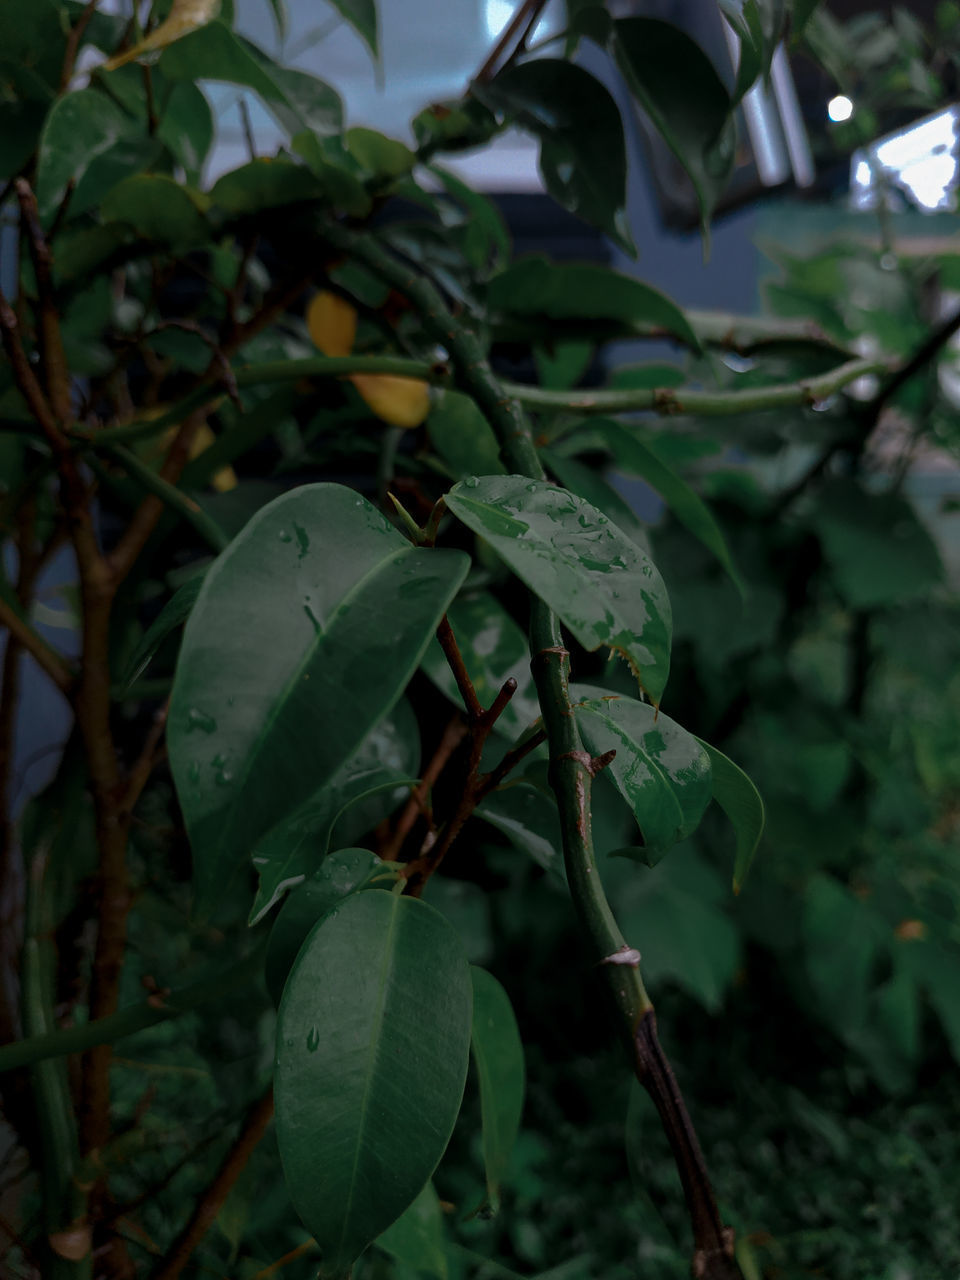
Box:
[60,0,100,90]
[436,616,483,719]
[473,0,550,84]
[0,597,76,695]
[381,715,467,863]
[150,1089,274,1280]
[15,181,72,424]
[249,1239,319,1279]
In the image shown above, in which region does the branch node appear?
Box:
[601,945,642,967]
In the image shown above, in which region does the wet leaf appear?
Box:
[573,686,711,862]
[275,891,471,1279]
[476,782,562,876]
[446,476,672,702]
[168,484,469,914]
[264,848,390,1004]
[470,967,525,1212]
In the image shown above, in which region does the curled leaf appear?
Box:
[103,0,221,70]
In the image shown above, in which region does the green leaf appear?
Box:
[421,591,540,740]
[446,476,672,703]
[474,61,633,255]
[811,481,943,609]
[610,18,736,237]
[539,448,649,548]
[156,80,214,180]
[264,848,390,1005]
[427,391,505,480]
[275,891,472,1279]
[345,127,415,181]
[696,739,765,892]
[428,166,511,275]
[470,967,525,1212]
[101,174,208,246]
[160,22,342,138]
[0,0,67,95]
[589,420,742,592]
[326,0,379,62]
[249,702,419,923]
[168,484,469,914]
[35,88,160,224]
[476,782,562,876]
[119,575,206,693]
[209,158,325,214]
[572,687,711,863]
[487,257,700,352]
[802,874,883,1036]
[375,1181,448,1279]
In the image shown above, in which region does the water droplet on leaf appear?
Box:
[464,476,479,489]
[187,707,217,734]
[278,529,293,543]
[306,1026,321,1052]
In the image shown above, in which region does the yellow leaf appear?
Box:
[351,374,431,429]
[102,0,221,70]
[306,291,358,358]
[160,422,237,491]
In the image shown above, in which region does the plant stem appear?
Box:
[504,356,887,417]
[0,595,77,694]
[150,1088,274,1280]
[94,444,230,554]
[0,946,266,1074]
[328,223,743,1278]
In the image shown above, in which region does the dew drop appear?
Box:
[215,768,233,786]
[306,1026,321,1052]
[464,475,479,489]
[597,515,609,525]
[525,482,538,493]
[187,707,217,734]
[188,761,200,784]
[278,529,293,543]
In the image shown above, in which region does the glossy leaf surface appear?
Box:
[275,891,472,1279]
[168,484,468,913]
[249,702,419,923]
[475,60,633,254]
[264,848,390,1005]
[611,18,735,234]
[476,783,562,877]
[696,739,765,892]
[470,966,525,1211]
[101,175,208,246]
[540,447,648,548]
[326,0,379,61]
[421,592,540,739]
[573,687,711,862]
[446,476,672,702]
[487,257,700,351]
[590,420,741,590]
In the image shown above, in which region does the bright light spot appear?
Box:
[850,106,959,212]
[485,0,514,38]
[828,95,854,123]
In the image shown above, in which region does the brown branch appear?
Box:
[15,180,72,425]
[61,0,100,90]
[0,597,76,695]
[249,1239,319,1279]
[381,714,468,862]
[119,700,169,818]
[435,616,483,719]
[634,1012,741,1280]
[473,0,549,83]
[403,676,519,895]
[0,290,65,452]
[150,1089,274,1280]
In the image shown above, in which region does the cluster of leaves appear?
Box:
[2,0,960,1278]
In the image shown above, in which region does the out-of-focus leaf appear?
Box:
[326,0,379,62]
[209,159,325,214]
[446,476,672,702]
[474,60,633,254]
[102,175,208,246]
[470,966,525,1212]
[487,257,700,352]
[476,782,562,877]
[610,17,735,237]
[427,392,505,480]
[103,0,221,70]
[375,1181,448,1279]
[119,576,206,692]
